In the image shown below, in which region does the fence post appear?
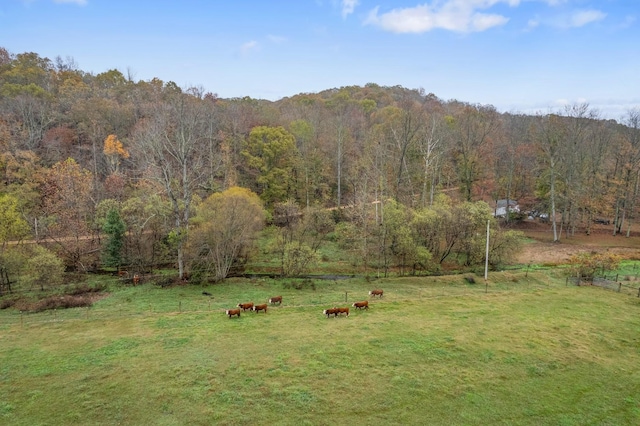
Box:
[179,301,182,313]
[618,283,622,293]
[345,292,348,302]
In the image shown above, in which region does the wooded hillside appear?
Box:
[1,47,639,282]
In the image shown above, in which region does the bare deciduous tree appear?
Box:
[134,89,218,279]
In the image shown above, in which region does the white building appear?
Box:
[494,199,519,218]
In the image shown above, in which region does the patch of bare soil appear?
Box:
[510,220,640,265]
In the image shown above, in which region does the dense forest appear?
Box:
[1,47,639,288]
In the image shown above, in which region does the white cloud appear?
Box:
[240,41,258,55]
[553,97,589,108]
[267,34,287,43]
[342,0,359,19]
[364,1,518,34]
[546,8,606,29]
[526,17,540,30]
[472,13,510,31]
[568,9,606,27]
[538,0,565,5]
[523,5,607,31]
[53,0,88,5]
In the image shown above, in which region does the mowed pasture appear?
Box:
[1,271,640,425]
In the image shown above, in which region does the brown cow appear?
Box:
[323,307,339,318]
[252,303,268,313]
[369,289,384,298]
[132,274,140,286]
[268,295,282,305]
[335,307,350,316]
[237,302,254,311]
[352,300,369,310]
[225,308,241,318]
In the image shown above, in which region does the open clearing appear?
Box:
[1,269,639,425]
[514,220,640,265]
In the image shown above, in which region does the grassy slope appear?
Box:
[1,271,639,425]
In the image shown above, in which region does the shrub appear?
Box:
[283,279,316,291]
[155,277,174,288]
[66,283,107,295]
[0,298,16,310]
[282,243,319,277]
[567,252,621,280]
[30,295,93,312]
[21,246,65,291]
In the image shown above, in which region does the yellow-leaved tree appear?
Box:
[103,134,129,174]
[187,187,266,282]
[0,194,30,248]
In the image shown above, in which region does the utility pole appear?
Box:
[484,220,490,281]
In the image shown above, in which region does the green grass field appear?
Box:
[1,271,639,425]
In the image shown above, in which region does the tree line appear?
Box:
[1,47,639,288]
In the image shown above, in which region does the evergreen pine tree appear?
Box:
[102,208,126,268]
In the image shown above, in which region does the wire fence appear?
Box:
[566,274,640,297]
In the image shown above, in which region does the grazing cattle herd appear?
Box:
[226,289,383,319]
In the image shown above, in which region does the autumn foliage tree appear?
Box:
[42,158,95,270]
[188,187,265,282]
[103,134,129,174]
[567,252,621,282]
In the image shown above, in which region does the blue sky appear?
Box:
[1,0,638,119]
